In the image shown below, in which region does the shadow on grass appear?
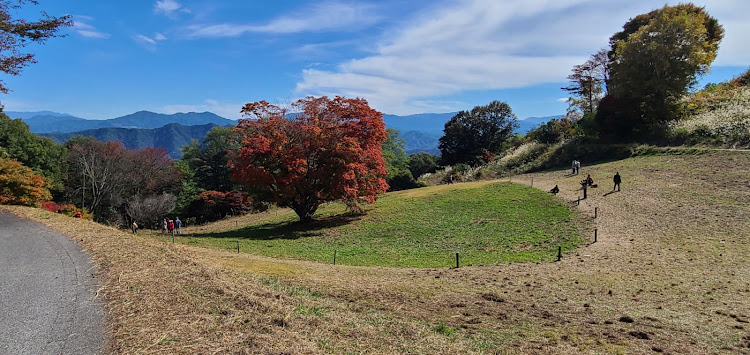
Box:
[187,213,365,241]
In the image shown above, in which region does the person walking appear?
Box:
[131,221,138,234]
[613,172,621,191]
[161,219,168,235]
[175,217,182,235]
[168,219,175,235]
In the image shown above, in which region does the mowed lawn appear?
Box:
[156,181,585,267]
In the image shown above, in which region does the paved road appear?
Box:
[0,212,104,354]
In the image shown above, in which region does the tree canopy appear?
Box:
[608,3,723,129]
[0,0,71,93]
[0,112,66,192]
[438,100,518,166]
[0,156,50,206]
[229,96,388,222]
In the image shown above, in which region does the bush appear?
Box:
[0,157,51,206]
[387,170,424,191]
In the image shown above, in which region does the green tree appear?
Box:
[608,3,723,134]
[407,152,439,179]
[182,126,238,192]
[438,100,518,166]
[0,0,71,93]
[0,112,66,193]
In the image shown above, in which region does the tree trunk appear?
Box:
[291,200,319,223]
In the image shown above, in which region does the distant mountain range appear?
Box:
[5,110,233,133]
[41,123,224,158]
[7,110,562,158]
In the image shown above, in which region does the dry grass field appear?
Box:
[4,150,750,354]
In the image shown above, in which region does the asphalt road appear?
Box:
[0,212,104,354]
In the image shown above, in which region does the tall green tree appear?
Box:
[182,126,238,192]
[608,3,723,133]
[438,100,518,166]
[0,0,71,93]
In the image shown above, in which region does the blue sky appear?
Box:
[1,0,748,120]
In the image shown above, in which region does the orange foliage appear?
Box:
[229,96,388,221]
[0,157,51,206]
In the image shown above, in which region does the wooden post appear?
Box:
[334,250,337,265]
[172,234,175,244]
[235,221,238,227]
[594,229,598,243]
[236,240,240,253]
[456,253,459,268]
[531,178,534,187]
[595,207,598,218]
[557,246,562,261]
[577,196,580,205]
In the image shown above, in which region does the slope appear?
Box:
[5,150,750,353]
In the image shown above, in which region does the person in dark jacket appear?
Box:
[613,172,621,191]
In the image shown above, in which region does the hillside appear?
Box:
[7,150,750,353]
[42,123,222,158]
[158,181,584,267]
[671,69,750,146]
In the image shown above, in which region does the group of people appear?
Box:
[129,217,183,234]
[550,163,622,197]
[162,218,182,235]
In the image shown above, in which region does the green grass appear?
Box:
[158,181,584,267]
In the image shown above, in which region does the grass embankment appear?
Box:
[155,181,584,267]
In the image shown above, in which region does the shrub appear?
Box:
[0,157,51,206]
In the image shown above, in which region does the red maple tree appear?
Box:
[229,96,389,222]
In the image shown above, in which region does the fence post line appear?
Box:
[594,229,598,243]
[531,177,534,187]
[334,250,337,265]
[557,246,562,261]
[595,207,598,218]
[236,240,240,253]
[456,253,459,268]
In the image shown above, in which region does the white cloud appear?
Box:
[154,0,189,17]
[186,2,379,38]
[294,0,750,115]
[133,33,168,49]
[72,18,110,39]
[161,99,244,120]
[556,98,569,103]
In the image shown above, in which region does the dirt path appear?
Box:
[0,212,105,354]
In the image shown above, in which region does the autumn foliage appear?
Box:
[0,156,51,206]
[229,96,388,222]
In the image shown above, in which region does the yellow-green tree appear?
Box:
[0,156,50,206]
[608,4,723,128]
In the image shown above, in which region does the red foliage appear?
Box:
[229,96,388,221]
[41,200,60,212]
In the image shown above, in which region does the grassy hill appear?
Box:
[5,149,750,353]
[156,181,585,267]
